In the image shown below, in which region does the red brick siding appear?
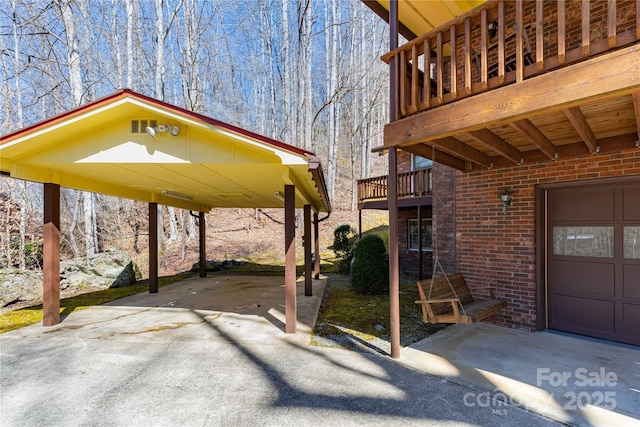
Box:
[398,207,433,277]
[396,155,456,278]
[455,145,640,331]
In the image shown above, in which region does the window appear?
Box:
[624,226,640,259]
[412,155,432,171]
[408,218,433,251]
[553,226,614,258]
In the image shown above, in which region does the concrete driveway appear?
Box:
[0,275,633,426]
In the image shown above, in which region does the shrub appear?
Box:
[350,234,388,294]
[332,224,355,274]
[332,224,354,259]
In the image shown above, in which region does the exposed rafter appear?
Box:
[431,136,493,168]
[404,143,467,172]
[468,129,522,165]
[511,119,557,160]
[632,92,640,144]
[564,107,598,153]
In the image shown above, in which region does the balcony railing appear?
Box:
[357,169,432,204]
[383,0,640,121]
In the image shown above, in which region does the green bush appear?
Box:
[350,234,389,294]
[332,224,354,259]
[332,224,355,274]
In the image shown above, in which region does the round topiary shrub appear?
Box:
[350,234,389,294]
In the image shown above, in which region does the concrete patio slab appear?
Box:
[0,274,558,426]
[400,323,640,427]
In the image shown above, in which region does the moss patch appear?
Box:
[0,273,195,334]
[312,273,447,352]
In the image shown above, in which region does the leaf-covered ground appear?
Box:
[311,273,448,355]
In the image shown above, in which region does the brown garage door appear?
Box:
[547,181,640,346]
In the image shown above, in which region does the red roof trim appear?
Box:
[0,89,312,159]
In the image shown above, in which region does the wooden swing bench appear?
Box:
[416,273,506,324]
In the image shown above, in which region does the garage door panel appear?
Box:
[623,264,640,299]
[551,187,614,222]
[622,184,640,220]
[547,180,640,346]
[549,260,615,296]
[549,295,615,334]
[622,303,640,344]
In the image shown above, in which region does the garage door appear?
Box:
[547,181,640,346]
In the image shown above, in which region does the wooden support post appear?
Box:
[389,0,401,359]
[149,202,158,293]
[418,205,423,281]
[43,183,60,326]
[284,185,296,333]
[358,209,362,238]
[304,204,312,296]
[199,211,206,278]
[313,212,320,280]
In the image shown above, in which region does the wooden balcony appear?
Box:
[383,0,640,172]
[357,168,432,210]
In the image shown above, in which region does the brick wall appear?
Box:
[396,154,456,278]
[455,145,640,331]
[398,207,433,277]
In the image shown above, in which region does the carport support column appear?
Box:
[284,185,296,333]
[199,212,206,278]
[313,213,320,279]
[304,204,312,296]
[149,203,158,293]
[43,183,60,326]
[389,0,401,359]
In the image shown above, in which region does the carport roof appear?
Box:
[0,89,331,213]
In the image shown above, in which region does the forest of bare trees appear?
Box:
[0,0,391,270]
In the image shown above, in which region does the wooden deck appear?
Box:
[357,168,432,209]
[382,0,640,172]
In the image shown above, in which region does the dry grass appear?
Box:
[311,273,448,353]
[0,273,195,334]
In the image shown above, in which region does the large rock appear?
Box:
[0,269,43,307]
[0,250,140,307]
[60,250,139,290]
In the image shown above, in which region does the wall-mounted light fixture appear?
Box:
[499,189,512,214]
[146,124,180,137]
[162,190,192,201]
[274,191,285,202]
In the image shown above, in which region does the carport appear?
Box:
[0,89,331,332]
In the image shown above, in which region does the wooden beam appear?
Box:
[468,129,522,164]
[149,203,158,293]
[388,147,400,359]
[564,106,598,153]
[485,132,637,170]
[43,183,60,326]
[199,211,206,278]
[632,93,640,143]
[582,0,591,57]
[313,212,320,280]
[431,136,493,168]
[480,8,488,90]
[608,0,617,48]
[511,119,556,159]
[303,204,312,297]
[284,184,296,333]
[404,143,468,172]
[384,45,640,148]
[558,0,566,64]
[515,0,524,83]
[536,0,544,71]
